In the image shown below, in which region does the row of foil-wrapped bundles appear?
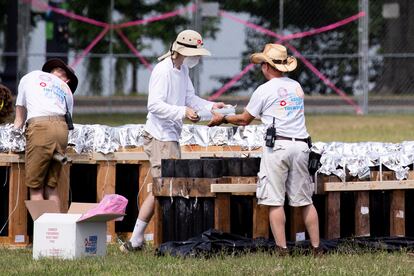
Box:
[1,123,413,180]
[312,141,414,181]
[0,123,266,154]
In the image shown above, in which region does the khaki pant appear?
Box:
[257,140,313,207]
[25,119,68,189]
[142,131,181,178]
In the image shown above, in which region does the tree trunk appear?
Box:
[377,0,414,94]
[131,61,138,95]
[1,1,18,94]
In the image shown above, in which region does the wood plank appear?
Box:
[0,237,9,244]
[66,152,96,164]
[8,163,28,245]
[325,192,340,239]
[370,170,396,181]
[214,194,231,233]
[228,176,258,184]
[324,180,414,192]
[408,170,414,180]
[93,152,147,162]
[153,198,163,248]
[57,164,71,212]
[224,145,241,152]
[117,146,144,152]
[354,191,370,237]
[152,177,221,197]
[96,161,116,243]
[181,145,203,152]
[252,199,269,238]
[289,207,306,242]
[316,175,341,195]
[1,150,265,164]
[390,190,405,237]
[211,184,256,193]
[0,153,24,163]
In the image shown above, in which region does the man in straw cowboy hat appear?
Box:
[120,29,226,252]
[13,58,78,210]
[208,44,321,254]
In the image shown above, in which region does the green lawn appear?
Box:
[1,246,414,275]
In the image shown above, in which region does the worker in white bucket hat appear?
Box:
[120,30,226,253]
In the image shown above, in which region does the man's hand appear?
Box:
[212,102,226,109]
[185,107,200,123]
[207,111,225,127]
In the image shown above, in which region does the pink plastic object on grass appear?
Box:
[79,194,128,222]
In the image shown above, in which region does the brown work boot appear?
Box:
[274,245,289,257]
[311,245,324,257]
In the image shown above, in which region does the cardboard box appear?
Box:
[25,200,124,260]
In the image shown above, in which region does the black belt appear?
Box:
[275,135,308,143]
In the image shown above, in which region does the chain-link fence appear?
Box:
[1,0,413,114]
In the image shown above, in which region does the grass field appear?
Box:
[1,113,414,275]
[73,113,414,143]
[1,245,414,275]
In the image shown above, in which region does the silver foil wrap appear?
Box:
[315,141,414,180]
[0,124,25,153]
[1,123,414,180]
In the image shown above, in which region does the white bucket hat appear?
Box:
[158,29,211,61]
[250,44,297,72]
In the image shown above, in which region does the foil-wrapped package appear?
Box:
[0,124,25,153]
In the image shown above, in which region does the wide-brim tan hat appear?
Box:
[42,58,78,93]
[158,29,211,61]
[250,44,297,72]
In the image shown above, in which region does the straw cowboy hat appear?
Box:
[42,58,78,93]
[158,29,211,61]
[250,44,297,72]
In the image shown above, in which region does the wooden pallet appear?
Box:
[151,176,308,247]
[324,171,413,239]
[0,147,263,246]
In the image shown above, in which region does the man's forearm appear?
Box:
[224,114,250,126]
[13,106,27,128]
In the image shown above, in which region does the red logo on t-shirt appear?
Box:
[280,100,287,106]
[40,82,46,87]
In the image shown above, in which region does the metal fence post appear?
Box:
[191,0,202,95]
[17,0,31,80]
[359,0,369,114]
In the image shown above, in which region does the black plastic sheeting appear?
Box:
[157,229,414,257]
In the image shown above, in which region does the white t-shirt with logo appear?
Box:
[246,77,309,139]
[16,70,74,121]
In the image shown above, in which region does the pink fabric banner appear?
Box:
[213,10,365,113]
[115,29,153,71]
[70,26,110,68]
[114,5,196,29]
[30,0,108,27]
[208,64,255,101]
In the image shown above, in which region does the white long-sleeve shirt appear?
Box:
[144,58,214,141]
